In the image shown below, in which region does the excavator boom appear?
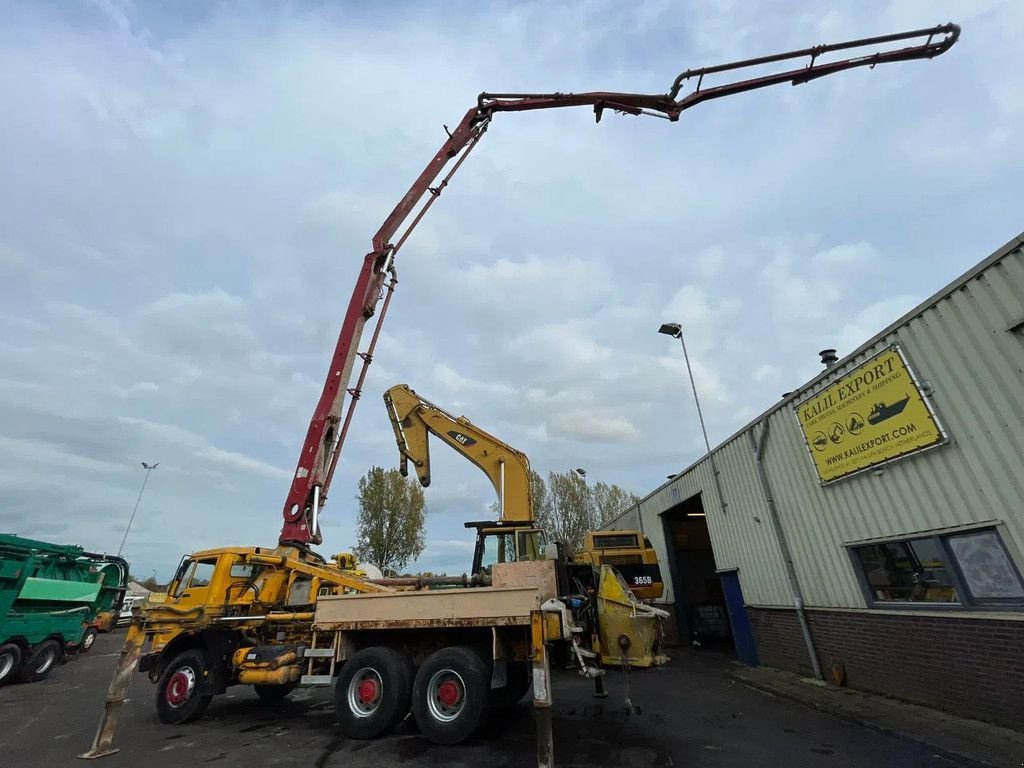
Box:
[279,23,959,546]
[384,384,534,521]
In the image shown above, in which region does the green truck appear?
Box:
[0,534,129,685]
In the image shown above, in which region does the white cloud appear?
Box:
[0,0,1018,580]
[194,446,291,481]
[837,294,921,355]
[112,381,160,397]
[552,410,641,444]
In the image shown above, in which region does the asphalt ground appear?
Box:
[0,630,982,768]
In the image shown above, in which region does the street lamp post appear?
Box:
[658,322,727,516]
[117,462,158,557]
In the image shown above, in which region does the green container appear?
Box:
[0,534,129,680]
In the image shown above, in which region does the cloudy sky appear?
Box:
[1,0,1020,579]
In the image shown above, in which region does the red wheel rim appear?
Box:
[166,667,195,707]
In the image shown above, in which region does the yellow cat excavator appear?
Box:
[384,383,547,575]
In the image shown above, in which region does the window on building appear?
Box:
[849,527,1024,609]
[946,530,1024,602]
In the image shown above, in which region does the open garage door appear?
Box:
[660,493,733,652]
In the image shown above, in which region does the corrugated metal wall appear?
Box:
[608,234,1024,610]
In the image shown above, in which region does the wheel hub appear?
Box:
[166,667,196,707]
[347,667,383,718]
[438,680,461,707]
[427,669,467,722]
[36,647,56,674]
[358,679,378,704]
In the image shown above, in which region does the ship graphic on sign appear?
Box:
[868,395,911,425]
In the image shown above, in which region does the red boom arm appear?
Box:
[279,23,958,546]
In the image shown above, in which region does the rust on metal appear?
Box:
[367,573,490,589]
[78,622,148,759]
[314,615,531,632]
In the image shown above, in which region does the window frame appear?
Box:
[846,525,1024,612]
[944,529,1024,607]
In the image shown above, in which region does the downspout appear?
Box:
[748,421,823,680]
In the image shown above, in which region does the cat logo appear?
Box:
[447,430,477,447]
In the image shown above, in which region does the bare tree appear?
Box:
[488,469,641,553]
[591,481,641,526]
[353,466,426,573]
[544,470,594,553]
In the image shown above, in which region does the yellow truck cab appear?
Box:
[137,544,383,724]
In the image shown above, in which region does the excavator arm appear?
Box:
[384,384,534,522]
[279,23,959,546]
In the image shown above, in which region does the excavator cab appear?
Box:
[466,521,547,576]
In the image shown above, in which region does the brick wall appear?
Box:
[748,607,1024,730]
[747,607,815,677]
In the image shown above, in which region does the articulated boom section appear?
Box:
[384,384,534,521]
[278,23,958,547]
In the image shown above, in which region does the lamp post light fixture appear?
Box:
[658,322,727,515]
[658,322,714,458]
[116,461,159,557]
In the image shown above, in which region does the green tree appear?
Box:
[591,481,641,526]
[353,466,426,573]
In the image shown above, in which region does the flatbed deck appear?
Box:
[313,585,539,631]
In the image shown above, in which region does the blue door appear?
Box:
[717,568,759,666]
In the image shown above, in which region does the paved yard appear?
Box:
[0,631,984,768]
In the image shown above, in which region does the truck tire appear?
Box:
[412,646,490,745]
[16,639,61,683]
[334,646,413,739]
[81,627,98,653]
[489,661,532,710]
[254,683,296,704]
[156,650,213,724]
[0,643,22,685]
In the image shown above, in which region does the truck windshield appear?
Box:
[171,559,216,597]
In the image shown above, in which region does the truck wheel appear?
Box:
[156,650,213,724]
[81,627,98,653]
[334,647,413,739]
[412,646,489,745]
[254,683,296,704]
[489,661,532,710]
[0,643,22,685]
[17,639,61,683]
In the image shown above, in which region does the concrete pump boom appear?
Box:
[279,23,959,546]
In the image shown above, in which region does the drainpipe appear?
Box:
[748,421,823,680]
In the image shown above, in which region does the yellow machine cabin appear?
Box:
[575,530,664,601]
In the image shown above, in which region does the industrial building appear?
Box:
[603,232,1024,729]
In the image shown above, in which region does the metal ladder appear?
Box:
[300,629,338,686]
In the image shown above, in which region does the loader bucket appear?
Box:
[595,565,669,668]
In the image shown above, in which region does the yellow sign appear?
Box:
[795,346,945,483]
